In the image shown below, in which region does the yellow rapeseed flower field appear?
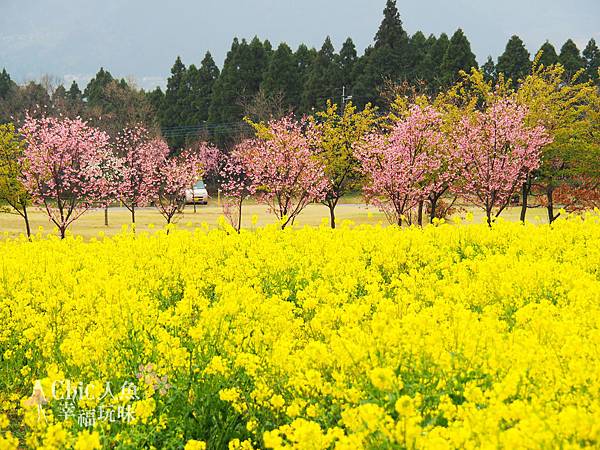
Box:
[1,214,600,449]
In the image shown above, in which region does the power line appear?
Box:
[159,88,384,138]
[161,121,251,138]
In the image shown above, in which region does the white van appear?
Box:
[185,180,209,205]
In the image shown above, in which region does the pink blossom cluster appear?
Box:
[20,116,221,235]
[453,98,551,223]
[192,142,222,177]
[355,100,550,226]
[18,101,552,235]
[154,148,206,224]
[355,105,447,225]
[228,116,329,229]
[154,141,220,224]
[21,116,117,237]
[219,147,256,231]
[114,127,170,222]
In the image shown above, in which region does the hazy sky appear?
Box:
[1,0,599,90]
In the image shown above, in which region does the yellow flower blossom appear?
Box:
[368,367,397,391]
[270,394,285,410]
[203,356,230,376]
[0,432,19,450]
[133,398,156,424]
[1,214,599,447]
[184,439,206,450]
[74,430,101,450]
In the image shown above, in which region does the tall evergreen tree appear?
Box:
[0,69,17,123]
[417,34,438,85]
[247,37,270,93]
[409,31,429,82]
[559,39,585,79]
[496,35,531,84]
[339,38,358,89]
[536,41,559,67]
[295,45,317,88]
[160,57,188,121]
[583,38,600,84]
[83,68,114,109]
[441,29,478,86]
[83,69,154,136]
[294,44,317,114]
[209,39,241,124]
[188,51,220,123]
[354,0,410,106]
[424,33,450,92]
[186,64,201,120]
[302,36,341,112]
[263,40,274,56]
[0,75,51,124]
[350,47,375,107]
[262,42,301,108]
[66,81,82,103]
[353,55,385,108]
[159,56,191,147]
[60,81,83,116]
[374,0,409,52]
[209,37,269,126]
[0,69,15,100]
[372,0,410,79]
[147,87,164,116]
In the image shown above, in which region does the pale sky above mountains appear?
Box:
[1,0,598,89]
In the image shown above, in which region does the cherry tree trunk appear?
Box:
[417,201,424,226]
[329,204,336,229]
[546,185,560,224]
[520,175,531,222]
[429,197,438,224]
[23,204,32,239]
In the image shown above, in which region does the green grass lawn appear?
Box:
[0,200,551,240]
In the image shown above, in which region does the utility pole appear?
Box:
[341,86,353,113]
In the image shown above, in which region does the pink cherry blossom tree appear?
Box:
[454,98,551,226]
[115,127,169,224]
[219,144,256,232]
[154,144,219,225]
[355,105,447,226]
[191,141,221,177]
[237,116,329,229]
[21,115,118,238]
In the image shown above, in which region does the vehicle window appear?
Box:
[194,181,205,189]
